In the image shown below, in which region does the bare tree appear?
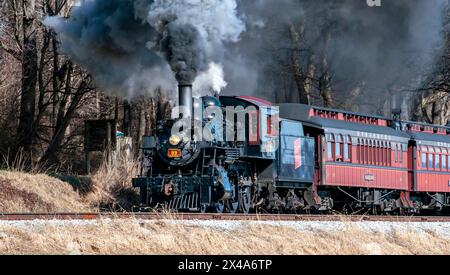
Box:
[317,26,334,107]
[289,23,311,105]
[13,0,38,166]
[413,4,450,125]
[0,0,96,169]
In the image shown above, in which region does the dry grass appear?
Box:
[86,157,141,211]
[0,171,91,213]
[0,218,450,255]
[0,154,140,213]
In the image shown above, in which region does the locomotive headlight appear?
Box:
[169,134,182,146]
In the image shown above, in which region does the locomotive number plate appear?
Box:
[168,149,182,158]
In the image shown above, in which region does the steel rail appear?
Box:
[1,213,450,222]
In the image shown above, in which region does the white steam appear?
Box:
[193,62,227,95]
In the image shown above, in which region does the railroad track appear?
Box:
[1,213,450,222]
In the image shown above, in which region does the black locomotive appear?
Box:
[132,85,316,213]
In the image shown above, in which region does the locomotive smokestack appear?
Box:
[178,84,193,119]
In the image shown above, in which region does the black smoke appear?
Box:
[45,0,245,97]
[224,0,447,115]
[160,22,207,85]
[45,0,175,97]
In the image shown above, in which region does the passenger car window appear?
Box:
[344,143,349,160]
[327,142,333,160]
[335,142,341,157]
[422,153,427,168]
[429,154,434,169]
[394,145,399,163]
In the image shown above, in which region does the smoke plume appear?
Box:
[45,0,245,97]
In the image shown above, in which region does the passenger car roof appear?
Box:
[279,103,410,139]
[408,131,450,146]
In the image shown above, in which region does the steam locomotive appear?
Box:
[133,85,450,214]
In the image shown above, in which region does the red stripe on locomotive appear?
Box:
[295,138,302,170]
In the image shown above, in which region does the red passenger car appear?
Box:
[405,122,450,210]
[280,103,450,213]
